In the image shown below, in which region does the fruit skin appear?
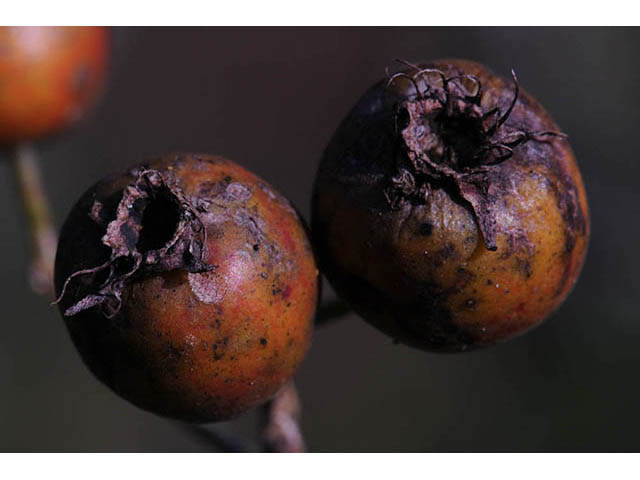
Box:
[312,59,589,352]
[55,154,318,422]
[0,26,108,144]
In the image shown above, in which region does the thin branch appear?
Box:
[261,381,305,453]
[11,143,57,297]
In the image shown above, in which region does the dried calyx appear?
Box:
[55,169,213,317]
[384,60,567,251]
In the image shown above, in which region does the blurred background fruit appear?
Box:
[0,26,108,144]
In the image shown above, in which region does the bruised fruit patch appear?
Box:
[55,153,318,422]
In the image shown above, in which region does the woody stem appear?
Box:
[11,143,57,297]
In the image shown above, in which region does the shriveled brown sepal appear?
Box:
[54,168,213,317]
[385,61,568,251]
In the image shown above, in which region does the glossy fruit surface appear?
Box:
[0,26,108,144]
[55,154,318,422]
[312,59,589,352]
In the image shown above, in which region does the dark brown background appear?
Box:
[0,27,638,452]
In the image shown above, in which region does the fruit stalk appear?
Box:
[12,143,57,297]
[261,381,305,452]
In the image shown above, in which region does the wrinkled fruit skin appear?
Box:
[312,59,589,352]
[55,154,318,422]
[0,26,108,144]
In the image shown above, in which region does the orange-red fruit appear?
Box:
[0,26,108,144]
[54,154,318,422]
[312,59,589,352]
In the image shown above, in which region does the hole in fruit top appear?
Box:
[436,114,485,168]
[136,187,181,253]
[396,107,411,131]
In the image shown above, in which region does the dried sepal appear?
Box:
[54,168,213,317]
[384,61,568,250]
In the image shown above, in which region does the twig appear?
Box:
[261,381,305,452]
[11,143,57,297]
